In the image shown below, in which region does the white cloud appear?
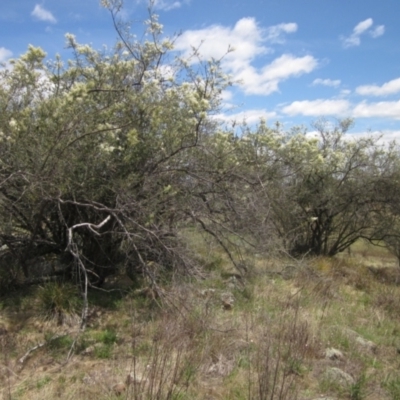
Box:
[341,18,384,48]
[374,130,400,144]
[306,129,398,146]
[175,19,316,96]
[371,25,385,38]
[354,18,373,35]
[238,54,317,95]
[215,109,277,125]
[175,18,268,64]
[312,78,341,88]
[0,47,12,62]
[344,130,400,146]
[353,101,400,119]
[153,0,188,11]
[356,77,400,96]
[342,35,361,48]
[262,54,315,81]
[31,4,57,23]
[282,99,351,116]
[282,97,400,120]
[220,90,233,102]
[265,23,298,43]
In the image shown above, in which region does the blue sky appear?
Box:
[1,0,400,140]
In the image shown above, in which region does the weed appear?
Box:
[94,344,113,359]
[375,286,400,318]
[250,302,311,400]
[350,372,367,400]
[96,328,118,345]
[36,376,51,390]
[36,282,81,323]
[383,374,400,400]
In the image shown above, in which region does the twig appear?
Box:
[18,342,47,364]
[18,333,69,365]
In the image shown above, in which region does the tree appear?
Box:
[241,118,399,256]
[0,1,245,290]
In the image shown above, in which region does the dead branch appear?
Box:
[66,215,111,330]
[18,333,70,365]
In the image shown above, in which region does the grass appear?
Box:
[2,240,400,399]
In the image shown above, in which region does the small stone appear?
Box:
[200,289,216,297]
[324,348,344,360]
[113,382,126,395]
[82,343,101,355]
[220,292,234,310]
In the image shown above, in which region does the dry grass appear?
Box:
[2,244,400,399]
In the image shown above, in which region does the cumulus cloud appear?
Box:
[31,4,57,23]
[174,18,317,96]
[281,97,400,120]
[174,18,269,64]
[356,77,400,96]
[341,18,384,48]
[237,54,317,95]
[353,100,400,119]
[0,47,12,62]
[312,78,341,88]
[215,109,277,125]
[282,99,350,116]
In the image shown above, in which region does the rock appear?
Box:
[81,343,101,355]
[324,348,344,361]
[324,367,354,387]
[200,289,216,298]
[343,328,378,353]
[355,336,377,352]
[220,292,234,310]
[281,265,298,280]
[312,397,337,400]
[207,355,234,377]
[112,382,126,395]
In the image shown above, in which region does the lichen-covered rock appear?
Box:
[324,367,354,387]
[355,336,377,352]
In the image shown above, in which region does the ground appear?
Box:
[1,240,400,400]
